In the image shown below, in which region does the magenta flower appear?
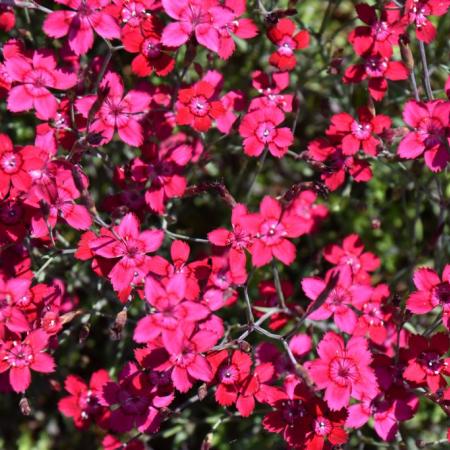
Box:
[305,332,378,410]
[161,0,234,53]
[244,196,304,267]
[397,100,450,172]
[406,265,450,329]
[302,267,373,334]
[0,329,55,393]
[5,49,77,120]
[239,107,294,158]
[89,212,164,291]
[76,72,151,147]
[43,0,120,55]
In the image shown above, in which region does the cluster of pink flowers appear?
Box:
[0,0,449,448]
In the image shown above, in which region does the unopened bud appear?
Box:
[239,340,252,353]
[399,36,415,71]
[79,324,90,343]
[109,308,127,341]
[198,383,208,401]
[19,397,31,416]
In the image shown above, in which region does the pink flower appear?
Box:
[302,267,373,334]
[133,274,210,344]
[239,107,293,158]
[5,50,77,120]
[245,196,303,267]
[267,18,310,71]
[88,212,164,291]
[305,332,378,410]
[406,265,450,329]
[288,190,329,235]
[0,329,55,393]
[155,323,217,392]
[43,0,120,55]
[403,333,450,392]
[249,71,294,113]
[216,0,258,60]
[326,106,392,156]
[397,100,450,172]
[0,276,30,334]
[161,0,234,53]
[323,233,381,284]
[76,72,151,147]
[58,370,110,429]
[208,203,252,285]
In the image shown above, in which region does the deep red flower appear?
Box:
[58,370,110,429]
[403,333,450,392]
[343,52,409,101]
[348,3,407,57]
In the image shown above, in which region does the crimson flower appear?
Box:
[43,0,120,55]
[175,78,225,132]
[348,2,407,57]
[305,332,378,410]
[343,52,409,101]
[89,212,164,291]
[249,70,294,113]
[405,0,450,43]
[406,265,450,329]
[403,333,450,392]
[267,18,309,71]
[239,107,293,158]
[307,138,373,191]
[397,100,450,172]
[0,135,43,200]
[122,22,175,77]
[0,329,55,393]
[326,106,392,156]
[58,370,110,429]
[5,49,77,120]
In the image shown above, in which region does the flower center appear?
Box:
[4,342,34,368]
[329,356,359,386]
[314,417,332,436]
[256,122,276,143]
[365,56,388,77]
[143,38,161,59]
[1,151,22,175]
[189,96,210,117]
[351,121,373,140]
[432,282,450,305]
